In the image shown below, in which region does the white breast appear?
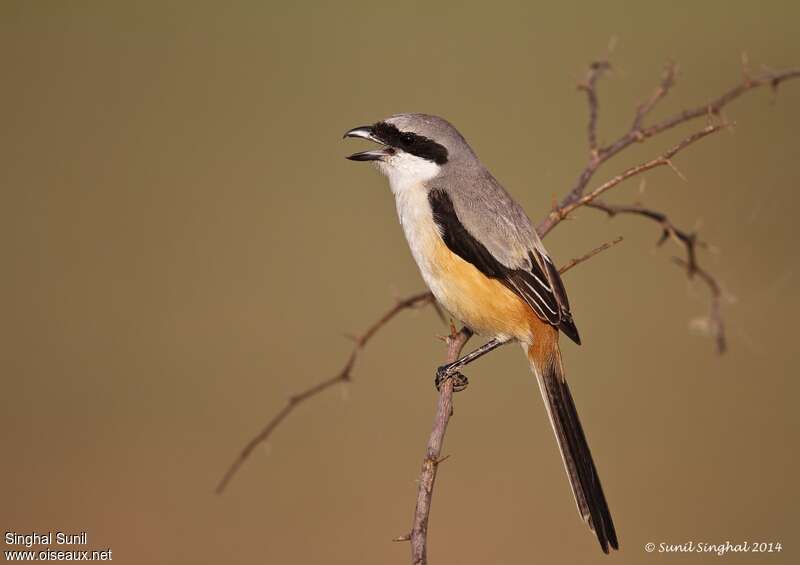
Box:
[377,152,446,300]
[394,184,440,285]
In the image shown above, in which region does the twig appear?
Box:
[578,60,612,158]
[632,61,677,132]
[410,326,472,565]
[559,236,624,275]
[215,291,434,494]
[587,201,705,273]
[587,201,726,353]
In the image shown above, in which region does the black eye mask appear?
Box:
[372,122,449,165]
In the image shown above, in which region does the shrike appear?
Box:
[344,113,618,553]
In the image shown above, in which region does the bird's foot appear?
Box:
[435,365,469,392]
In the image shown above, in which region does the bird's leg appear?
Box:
[435,337,511,392]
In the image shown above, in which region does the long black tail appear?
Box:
[528,343,618,553]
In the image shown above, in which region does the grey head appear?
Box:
[343,113,484,180]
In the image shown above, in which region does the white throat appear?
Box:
[377,151,441,196]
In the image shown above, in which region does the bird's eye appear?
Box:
[401,133,415,145]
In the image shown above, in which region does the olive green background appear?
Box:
[1,1,798,564]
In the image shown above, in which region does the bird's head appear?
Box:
[344,113,474,191]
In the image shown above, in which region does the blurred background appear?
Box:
[2,1,798,563]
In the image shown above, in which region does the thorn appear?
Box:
[760,62,777,74]
[741,51,751,82]
[715,110,729,129]
[723,290,738,305]
[665,159,687,181]
[607,35,618,56]
[393,534,411,542]
[435,454,451,466]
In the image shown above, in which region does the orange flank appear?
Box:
[427,236,544,343]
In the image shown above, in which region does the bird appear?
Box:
[343,113,618,554]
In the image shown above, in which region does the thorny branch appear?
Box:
[632,61,677,133]
[579,60,612,156]
[537,63,800,237]
[536,61,798,355]
[548,123,726,226]
[219,53,798,565]
[587,200,725,352]
[409,326,472,565]
[586,202,701,268]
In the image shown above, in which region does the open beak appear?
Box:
[343,125,391,161]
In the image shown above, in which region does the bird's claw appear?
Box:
[434,366,469,392]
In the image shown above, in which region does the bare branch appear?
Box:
[578,60,612,157]
[532,60,800,357]
[410,326,472,565]
[215,291,434,494]
[543,123,726,235]
[587,200,726,352]
[587,201,704,272]
[538,64,800,237]
[644,68,800,139]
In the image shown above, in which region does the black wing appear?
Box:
[429,188,580,344]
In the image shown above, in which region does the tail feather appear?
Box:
[528,340,618,553]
